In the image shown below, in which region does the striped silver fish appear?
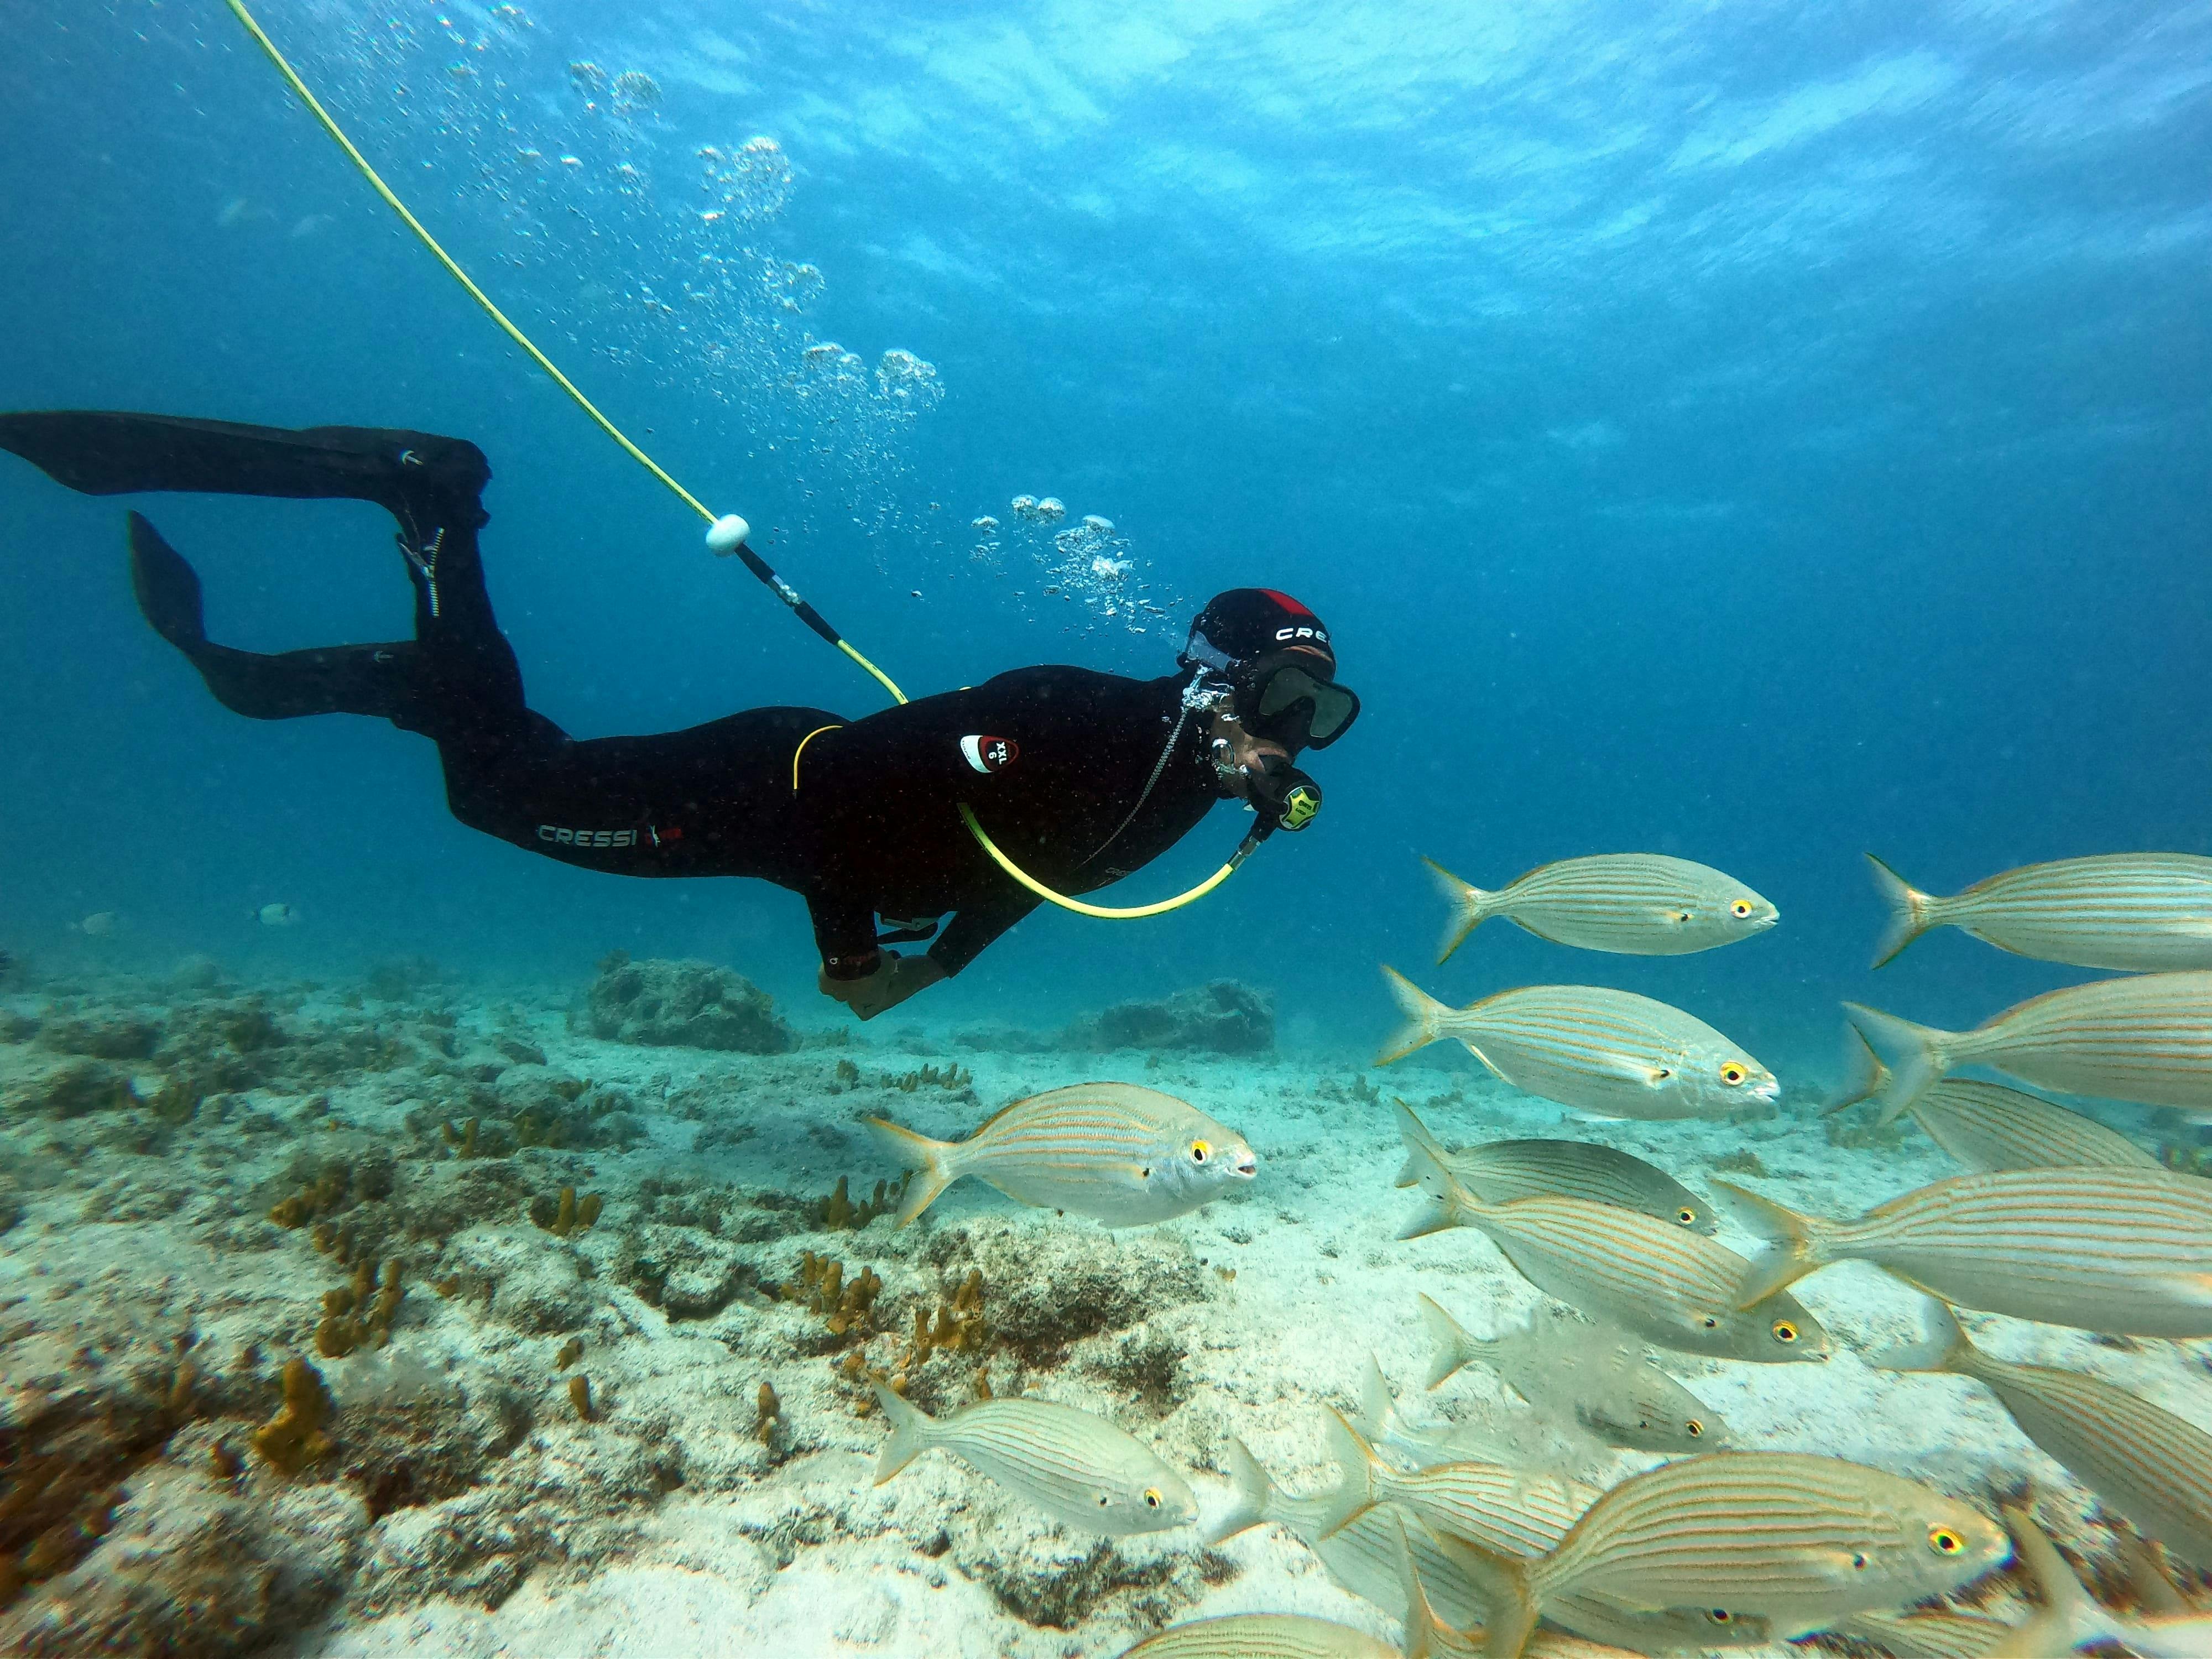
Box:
[1715,1167,2212,1337]
[1353,1353,1609,1486]
[1211,1432,1517,1632]
[1117,1613,1402,1659]
[1446,1451,2010,1659]
[1317,1406,1594,1558]
[1211,1432,1771,1653]
[1911,1081,2158,1173]
[1147,1505,1642,1658]
[865,1082,1255,1227]
[1868,852,2212,972]
[1396,1103,1827,1363]
[1391,1125,1719,1234]
[1829,1030,2159,1172]
[1875,1299,2212,1567]
[1378,970,1778,1122]
[1426,853,1777,962]
[1838,1608,2018,1659]
[1418,1296,1726,1453]
[1847,974,2212,1124]
[870,1383,1195,1535]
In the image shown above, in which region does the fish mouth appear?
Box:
[1229,1155,1259,1180]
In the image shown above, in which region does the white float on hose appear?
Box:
[706,513,751,555]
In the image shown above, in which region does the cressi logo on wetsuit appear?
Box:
[538,824,641,848]
[959,734,1019,773]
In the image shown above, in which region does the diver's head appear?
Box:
[1178,587,1359,756]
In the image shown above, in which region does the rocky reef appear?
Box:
[1062,980,1275,1056]
[0,953,1267,1653]
[573,952,796,1054]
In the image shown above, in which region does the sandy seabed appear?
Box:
[0,954,2203,1658]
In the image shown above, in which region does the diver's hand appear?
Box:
[819,952,947,1021]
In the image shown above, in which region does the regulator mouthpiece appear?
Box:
[1250,754,1322,832]
[706,513,752,555]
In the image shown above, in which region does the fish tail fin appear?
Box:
[869,1383,933,1484]
[864,1117,955,1227]
[1710,1179,1831,1307]
[1865,1295,1970,1374]
[1866,853,1940,968]
[1418,1293,1478,1390]
[1425,857,1490,964]
[1205,1433,1277,1545]
[1316,1405,1385,1537]
[1842,1001,1953,1126]
[1397,1195,1459,1242]
[1391,1512,1444,1659]
[2002,1504,2115,1655]
[1394,1100,1474,1240]
[1357,1352,1399,1442]
[1425,1530,1541,1659]
[1376,967,1449,1066]
[1822,1024,1893,1117]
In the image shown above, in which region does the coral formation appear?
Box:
[576,951,796,1053]
[252,1358,336,1475]
[901,1269,988,1369]
[1710,1147,1771,1176]
[814,1172,910,1230]
[315,1259,405,1358]
[886,1062,972,1092]
[754,1383,781,1444]
[925,1219,1214,1366]
[782,1251,885,1337]
[1062,980,1275,1055]
[0,1345,202,1609]
[529,1186,603,1238]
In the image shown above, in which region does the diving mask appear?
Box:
[1243,656,1360,750]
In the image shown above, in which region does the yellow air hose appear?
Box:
[223,0,1253,920]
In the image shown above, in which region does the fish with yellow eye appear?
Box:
[867,1082,1258,1228]
[871,1383,1198,1536]
[1378,969,1779,1123]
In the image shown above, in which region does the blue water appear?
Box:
[6,0,2210,1069]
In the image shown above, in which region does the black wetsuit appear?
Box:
[0,411,1227,978]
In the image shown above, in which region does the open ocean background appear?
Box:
[4,0,2209,1072]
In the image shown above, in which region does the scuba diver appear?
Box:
[0,411,1358,1020]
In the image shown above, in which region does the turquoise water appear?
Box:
[6,0,2206,1053]
[3,4,2210,1656]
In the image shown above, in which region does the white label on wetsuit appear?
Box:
[960,734,1019,774]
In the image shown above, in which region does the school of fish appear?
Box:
[852,847,2212,1658]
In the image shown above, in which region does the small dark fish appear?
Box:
[0,949,14,979]
[1392,1120,1718,1234]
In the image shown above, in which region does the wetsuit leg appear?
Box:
[3,410,848,913]
[124,508,425,721]
[1,411,493,724]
